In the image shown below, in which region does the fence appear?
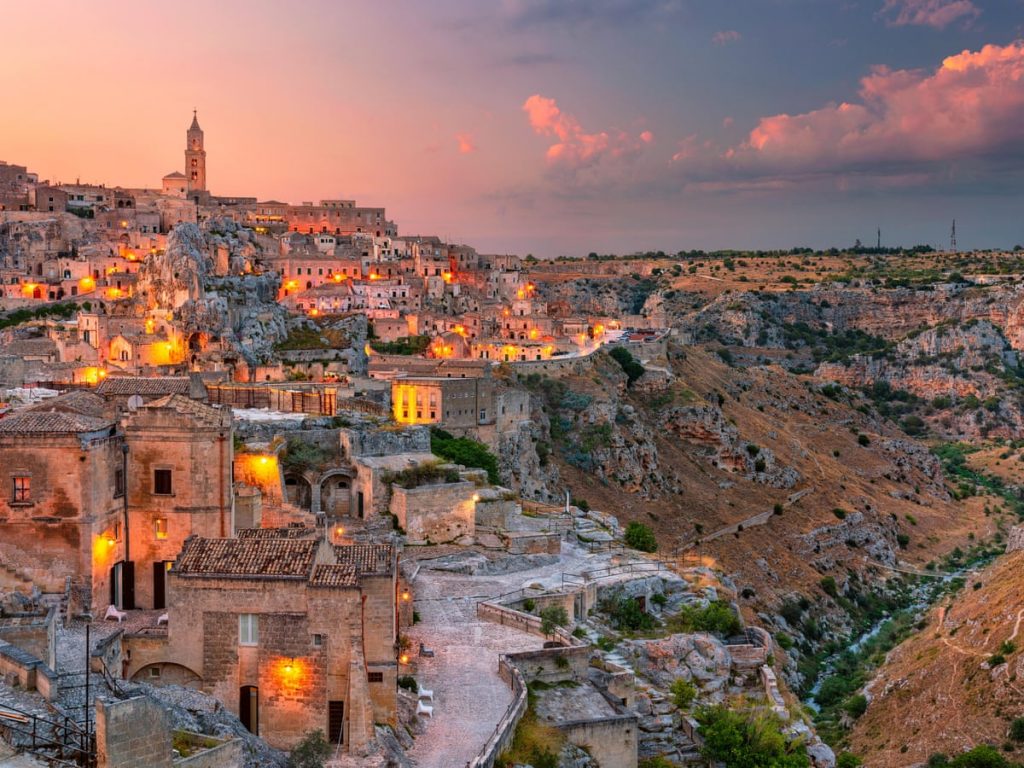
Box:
[0,701,94,767]
[467,656,527,768]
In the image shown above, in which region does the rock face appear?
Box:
[624,633,732,694]
[135,223,210,311]
[1007,525,1024,552]
[661,405,800,488]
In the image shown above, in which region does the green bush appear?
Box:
[820,576,839,598]
[522,598,536,613]
[539,605,569,635]
[858,434,871,446]
[775,633,794,650]
[668,600,742,637]
[602,596,657,631]
[837,754,863,768]
[670,678,697,709]
[696,705,810,767]
[609,346,645,385]
[288,730,331,768]
[429,429,500,484]
[625,521,658,553]
[949,745,1016,767]
[1011,717,1024,741]
[844,694,868,719]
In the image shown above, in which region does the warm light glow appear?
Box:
[241,454,279,488]
[401,591,411,602]
[369,272,380,280]
[309,307,319,317]
[335,526,345,536]
[442,271,454,284]
[400,654,409,665]
[105,536,116,547]
[453,324,466,337]
[106,287,122,299]
[79,276,95,291]
[528,328,539,340]
[21,282,39,296]
[145,318,155,334]
[333,273,343,282]
[81,366,107,385]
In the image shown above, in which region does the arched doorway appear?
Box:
[284,473,313,510]
[239,686,259,734]
[321,474,352,516]
[130,663,201,688]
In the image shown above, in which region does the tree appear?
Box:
[288,730,331,768]
[430,428,500,483]
[608,346,645,386]
[696,705,810,767]
[948,745,1015,768]
[538,605,569,636]
[670,678,697,709]
[625,521,658,553]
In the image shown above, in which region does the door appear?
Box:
[357,492,364,519]
[110,563,122,608]
[122,561,135,610]
[153,561,172,610]
[240,686,259,735]
[328,700,344,746]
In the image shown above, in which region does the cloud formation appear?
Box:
[455,133,477,154]
[677,41,1024,186]
[712,30,741,45]
[879,0,980,29]
[523,94,653,174]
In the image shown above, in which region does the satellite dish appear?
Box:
[127,395,144,411]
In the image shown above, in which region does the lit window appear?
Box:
[239,614,259,646]
[12,476,30,502]
[154,518,168,540]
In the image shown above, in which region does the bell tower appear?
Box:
[185,110,206,193]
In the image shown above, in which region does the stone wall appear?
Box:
[172,732,242,768]
[506,645,590,686]
[341,424,430,458]
[0,606,55,669]
[390,481,477,545]
[468,655,527,768]
[558,715,638,768]
[96,696,173,768]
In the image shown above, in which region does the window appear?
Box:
[312,634,324,648]
[154,518,168,540]
[239,614,259,646]
[149,667,161,678]
[12,476,30,503]
[367,672,384,683]
[114,467,125,498]
[153,469,172,495]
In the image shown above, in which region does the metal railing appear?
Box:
[0,702,94,767]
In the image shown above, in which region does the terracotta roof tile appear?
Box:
[236,526,318,540]
[0,411,114,435]
[309,564,358,588]
[97,376,191,396]
[174,537,317,578]
[333,544,393,575]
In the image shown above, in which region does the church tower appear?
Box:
[185,110,206,193]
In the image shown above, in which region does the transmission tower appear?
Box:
[950,219,957,253]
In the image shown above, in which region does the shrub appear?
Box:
[288,730,331,768]
[696,705,810,767]
[833,508,847,520]
[844,694,868,719]
[858,434,871,446]
[897,533,910,549]
[625,521,658,553]
[668,600,742,637]
[820,576,839,598]
[539,605,569,635]
[773,503,784,515]
[429,429,500,483]
[1011,717,1024,742]
[775,633,794,650]
[670,678,697,710]
[608,346,645,385]
[754,458,767,473]
[602,596,657,631]
[837,754,863,768]
[949,745,1015,767]
[651,592,668,607]
[521,598,536,613]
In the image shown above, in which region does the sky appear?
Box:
[2,0,1024,256]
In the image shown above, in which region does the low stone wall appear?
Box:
[390,481,477,545]
[475,601,576,647]
[96,696,173,768]
[505,645,591,686]
[468,655,527,768]
[760,664,788,717]
[0,639,57,701]
[509,353,595,379]
[172,731,242,768]
[558,714,638,768]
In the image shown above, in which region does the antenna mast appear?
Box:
[950,220,957,253]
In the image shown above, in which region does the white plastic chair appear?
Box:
[416,700,433,718]
[157,612,169,626]
[418,688,434,702]
[104,605,127,623]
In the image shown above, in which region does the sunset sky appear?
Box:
[2,0,1024,256]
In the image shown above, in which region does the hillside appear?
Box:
[849,544,1024,765]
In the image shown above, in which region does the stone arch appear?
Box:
[130,662,201,688]
[283,471,315,511]
[319,469,354,517]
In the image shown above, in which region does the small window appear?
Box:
[154,518,168,540]
[367,672,383,683]
[114,467,125,498]
[12,476,30,503]
[239,614,259,646]
[154,469,172,495]
[312,634,324,648]
[149,667,161,678]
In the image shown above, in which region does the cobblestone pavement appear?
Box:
[403,542,623,768]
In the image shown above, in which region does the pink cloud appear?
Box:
[712,29,741,45]
[455,132,477,154]
[523,94,652,173]
[879,0,979,29]
[692,41,1024,182]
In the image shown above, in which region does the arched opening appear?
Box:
[284,473,313,510]
[321,475,352,517]
[130,663,201,688]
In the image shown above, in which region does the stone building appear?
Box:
[391,373,495,430]
[122,535,398,752]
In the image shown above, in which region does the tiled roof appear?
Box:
[174,537,317,578]
[143,394,228,428]
[97,376,191,396]
[0,411,114,435]
[334,544,394,575]
[27,390,108,418]
[237,526,318,540]
[309,564,358,588]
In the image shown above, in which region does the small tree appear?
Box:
[670,678,697,709]
[625,521,658,553]
[539,605,569,636]
[288,730,331,768]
